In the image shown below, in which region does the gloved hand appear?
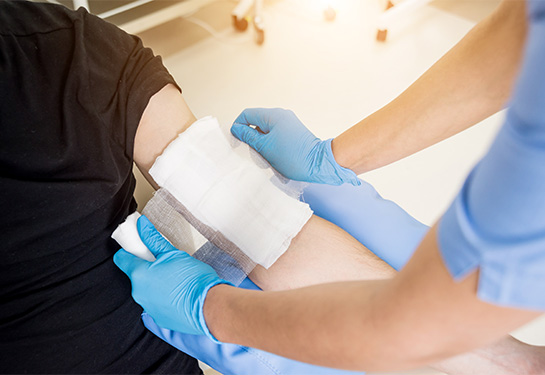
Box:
[143,277,364,375]
[113,215,231,340]
[231,108,360,186]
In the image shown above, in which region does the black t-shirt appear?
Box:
[0,2,201,373]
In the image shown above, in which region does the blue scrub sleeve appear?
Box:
[438,6,545,310]
[302,180,429,271]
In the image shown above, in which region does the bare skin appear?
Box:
[333,0,527,174]
[204,227,541,372]
[251,219,545,375]
[432,336,545,375]
[133,84,196,190]
[133,85,544,375]
[249,215,396,290]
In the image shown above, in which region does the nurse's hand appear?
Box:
[114,215,231,340]
[231,108,360,186]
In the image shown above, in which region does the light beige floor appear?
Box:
[130,1,545,374]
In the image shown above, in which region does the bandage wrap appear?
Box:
[113,117,313,284]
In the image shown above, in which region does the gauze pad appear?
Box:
[112,203,248,285]
[143,189,252,285]
[111,212,156,262]
[149,116,313,269]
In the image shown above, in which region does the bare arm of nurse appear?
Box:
[231,0,527,183]
[335,0,527,173]
[205,226,541,372]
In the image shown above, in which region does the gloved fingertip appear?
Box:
[137,216,177,257]
[230,122,245,139]
[136,215,161,243]
[231,123,260,148]
[233,108,269,131]
[113,248,138,274]
[351,178,362,186]
[141,312,155,326]
[137,214,153,231]
[232,110,250,126]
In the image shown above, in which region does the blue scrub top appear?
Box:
[438,0,545,310]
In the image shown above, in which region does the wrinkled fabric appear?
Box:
[0,2,199,372]
[438,0,545,310]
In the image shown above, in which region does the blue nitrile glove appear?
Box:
[143,277,364,375]
[141,180,425,375]
[302,180,429,271]
[231,108,360,186]
[113,215,231,339]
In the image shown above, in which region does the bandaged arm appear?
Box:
[133,84,397,290]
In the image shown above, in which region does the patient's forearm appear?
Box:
[249,215,396,291]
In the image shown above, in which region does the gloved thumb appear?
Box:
[137,215,177,258]
[231,123,266,152]
[114,248,148,276]
[336,171,361,187]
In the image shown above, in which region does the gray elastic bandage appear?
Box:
[143,189,254,285]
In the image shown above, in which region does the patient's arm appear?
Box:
[250,215,395,291]
[134,84,396,290]
[134,84,196,190]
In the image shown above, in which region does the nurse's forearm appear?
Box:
[205,280,391,371]
[249,211,543,374]
[333,0,527,174]
[203,226,540,372]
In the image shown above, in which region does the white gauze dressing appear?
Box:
[149,116,313,269]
